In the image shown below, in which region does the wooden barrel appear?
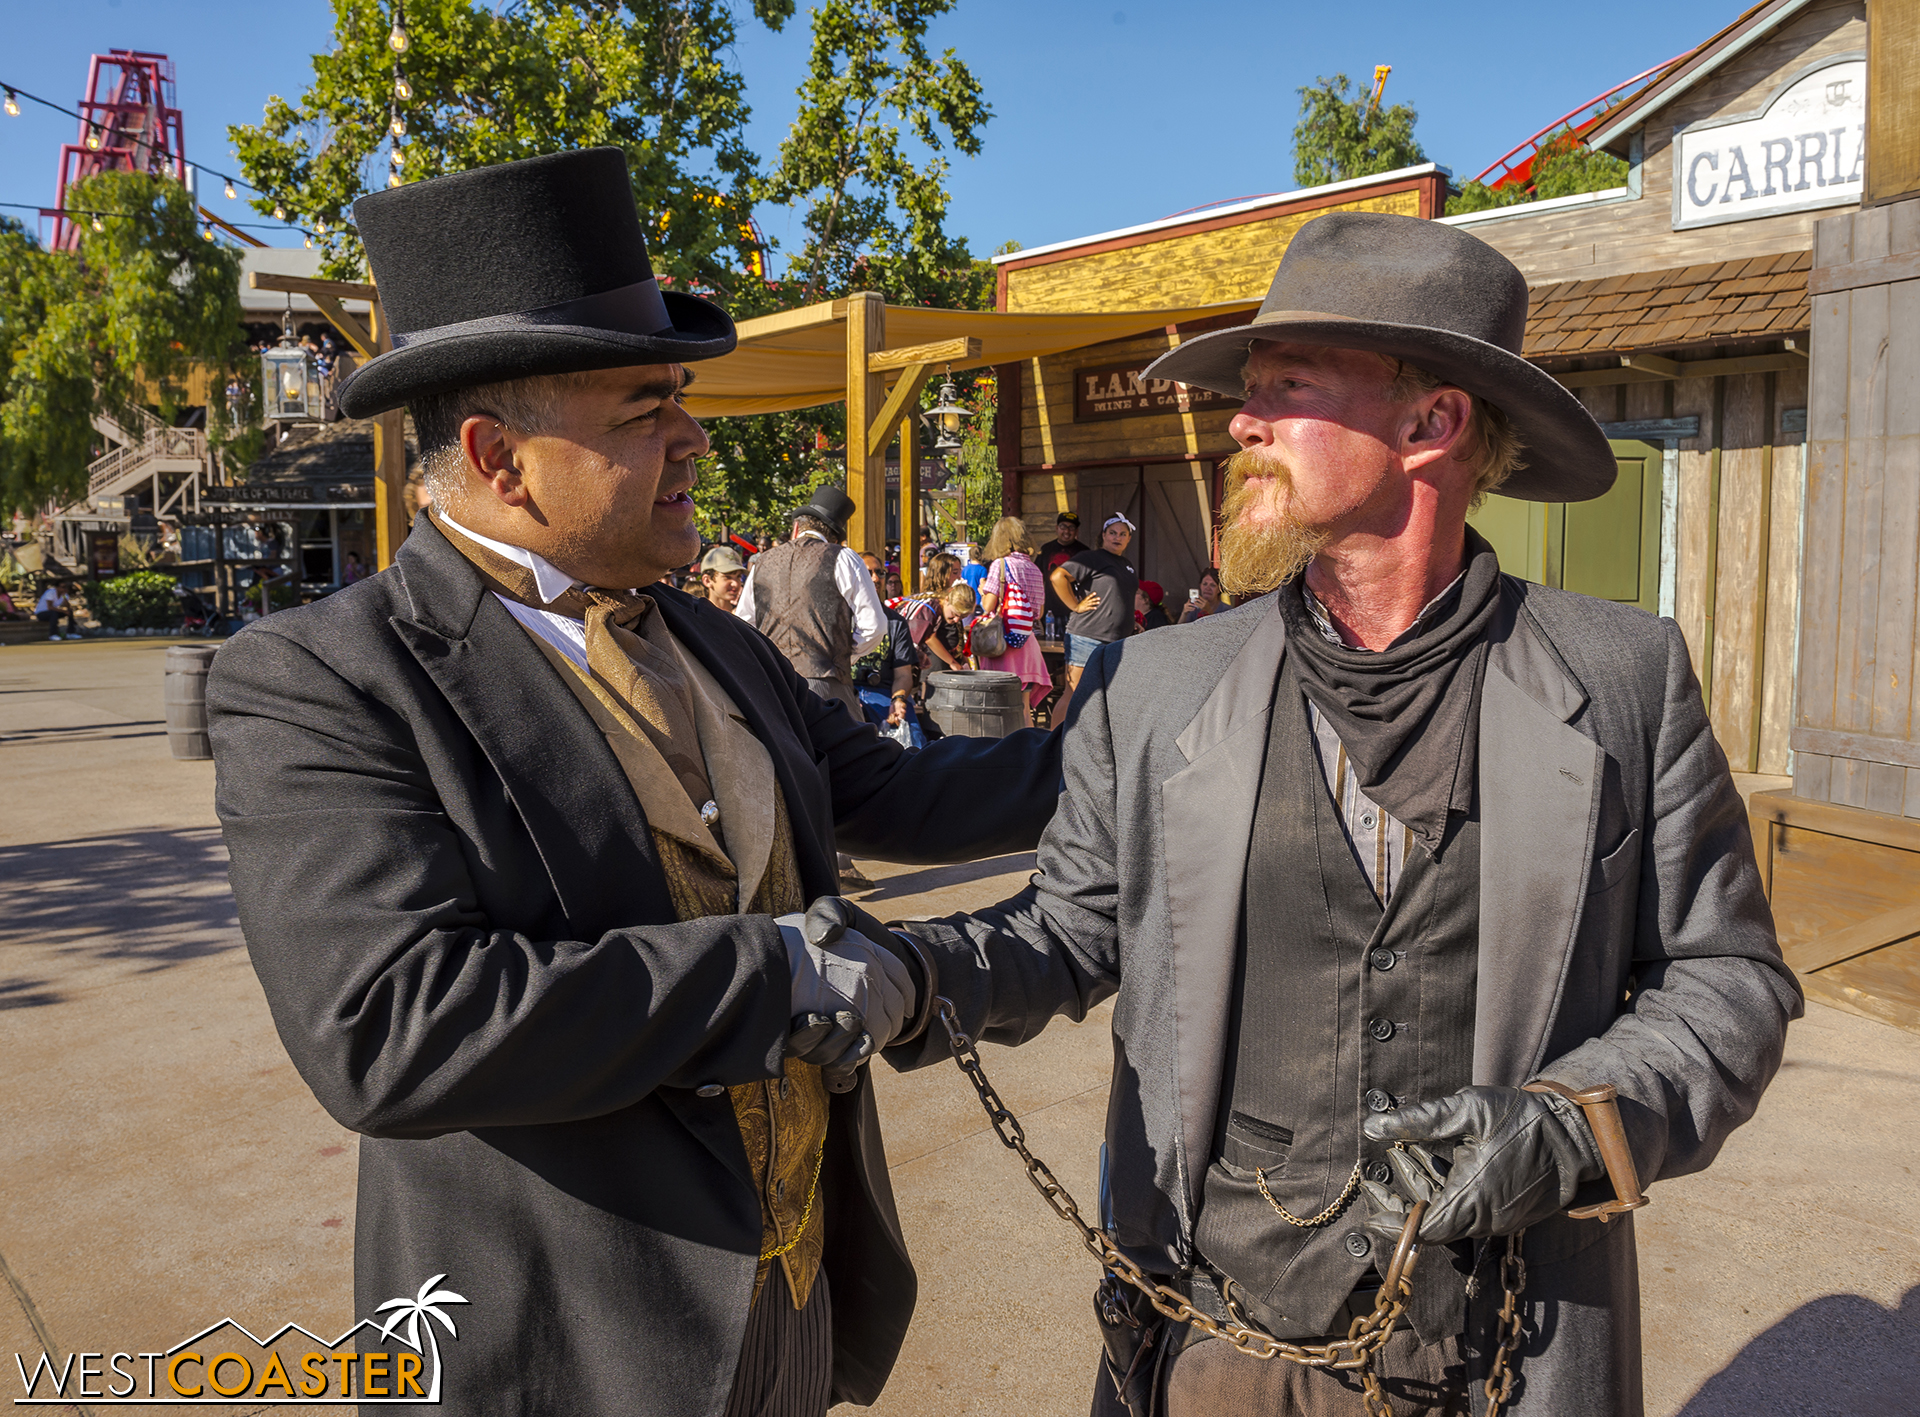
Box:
[163,645,221,761]
[925,669,1026,739]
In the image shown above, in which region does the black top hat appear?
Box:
[1143,213,1614,503]
[334,148,736,419]
[795,486,856,540]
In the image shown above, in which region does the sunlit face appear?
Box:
[701,567,745,612]
[460,363,709,590]
[1101,522,1132,555]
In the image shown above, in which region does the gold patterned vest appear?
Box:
[436,514,830,1309]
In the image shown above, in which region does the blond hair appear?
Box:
[1384,358,1524,506]
[943,583,977,614]
[983,516,1035,563]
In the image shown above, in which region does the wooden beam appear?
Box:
[1787,901,1920,975]
[1554,352,1810,389]
[867,364,934,459]
[1621,352,1682,379]
[369,297,409,569]
[732,299,848,343]
[308,292,376,360]
[249,270,380,302]
[869,337,981,374]
[198,205,266,249]
[899,416,921,594]
[844,293,887,557]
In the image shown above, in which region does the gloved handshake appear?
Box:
[779,897,934,1093]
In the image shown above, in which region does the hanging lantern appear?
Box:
[394,75,413,101]
[921,378,971,454]
[262,328,316,423]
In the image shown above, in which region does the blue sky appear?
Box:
[1,0,1742,264]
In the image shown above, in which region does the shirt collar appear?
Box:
[794,529,828,544]
[1302,570,1468,652]
[438,509,581,605]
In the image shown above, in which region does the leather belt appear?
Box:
[1182,1269,1403,1343]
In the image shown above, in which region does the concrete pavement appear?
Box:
[1,637,1914,1416]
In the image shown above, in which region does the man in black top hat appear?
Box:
[205,148,1061,1417]
[840,213,1796,1416]
[734,485,886,723]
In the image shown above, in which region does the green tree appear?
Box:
[0,173,244,514]
[1445,130,1629,215]
[697,0,996,541]
[230,0,793,290]
[1293,73,1426,188]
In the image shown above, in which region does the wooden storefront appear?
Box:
[990,165,1450,596]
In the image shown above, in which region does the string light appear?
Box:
[390,146,404,168]
[90,214,103,231]
[272,203,285,220]
[388,170,403,188]
[388,20,409,52]
[303,232,313,249]
[3,90,18,117]
[223,178,237,200]
[389,115,405,137]
[203,224,216,241]
[84,127,100,150]
[394,76,412,101]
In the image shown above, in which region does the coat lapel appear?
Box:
[1473,582,1604,1086]
[1161,601,1287,1218]
[388,517,671,938]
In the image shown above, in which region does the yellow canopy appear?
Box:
[679,298,1261,419]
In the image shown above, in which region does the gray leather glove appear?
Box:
[787,1010,876,1094]
[1361,1085,1605,1244]
[778,899,915,1058]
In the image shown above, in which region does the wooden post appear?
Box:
[844,292,886,557]
[368,297,408,569]
[899,417,921,593]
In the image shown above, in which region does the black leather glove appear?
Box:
[787,1009,875,1094]
[1361,1085,1605,1244]
[802,896,936,1044]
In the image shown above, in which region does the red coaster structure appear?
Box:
[51,49,186,250]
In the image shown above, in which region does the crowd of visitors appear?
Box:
[675,505,1229,734]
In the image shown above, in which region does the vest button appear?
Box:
[1360,812,1377,830]
[1366,1160,1393,1185]
[1369,1017,1396,1042]
[1344,1230,1372,1258]
[1365,1088,1395,1112]
[1369,948,1396,972]
[779,1077,792,1101]
[695,1084,725,1098]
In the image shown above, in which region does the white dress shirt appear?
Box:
[733,529,886,658]
[438,511,604,674]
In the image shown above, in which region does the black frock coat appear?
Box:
[206,514,1063,1415]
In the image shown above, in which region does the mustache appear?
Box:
[1216,449,1325,597]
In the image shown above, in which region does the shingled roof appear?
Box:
[1524,250,1811,361]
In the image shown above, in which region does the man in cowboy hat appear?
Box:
[847,212,1799,1415]
[734,485,887,723]
[205,148,1061,1417]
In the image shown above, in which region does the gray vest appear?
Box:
[1195,650,1480,1344]
[752,537,853,683]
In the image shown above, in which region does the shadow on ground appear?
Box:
[855,853,1036,905]
[0,828,239,1001]
[1676,1285,1919,1414]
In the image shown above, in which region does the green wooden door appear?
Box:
[1468,440,1661,613]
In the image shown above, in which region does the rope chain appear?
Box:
[932,997,1529,1417]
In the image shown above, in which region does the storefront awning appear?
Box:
[680,298,1261,419]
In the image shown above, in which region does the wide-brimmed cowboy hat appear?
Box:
[335,148,736,418]
[1142,212,1614,503]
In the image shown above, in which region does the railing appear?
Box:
[88,423,207,496]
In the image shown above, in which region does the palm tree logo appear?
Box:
[374,1275,468,1402]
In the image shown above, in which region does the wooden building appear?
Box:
[990,165,1449,597]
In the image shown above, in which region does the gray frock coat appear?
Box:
[891,577,1802,1416]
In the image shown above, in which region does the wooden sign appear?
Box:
[1673,58,1864,230]
[1073,362,1241,423]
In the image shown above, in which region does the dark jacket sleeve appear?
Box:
[1541,617,1802,1185]
[209,626,793,1140]
[881,643,1124,1066]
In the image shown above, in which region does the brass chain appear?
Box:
[1257,1158,1364,1228]
[932,997,1530,1415]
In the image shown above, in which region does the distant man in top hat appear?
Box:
[206,148,1061,1417]
[734,486,886,723]
[699,542,749,615]
[850,213,1801,1416]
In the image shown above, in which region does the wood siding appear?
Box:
[1003,188,1424,314]
[1795,196,1920,814]
[1018,329,1239,468]
[1457,0,1865,287]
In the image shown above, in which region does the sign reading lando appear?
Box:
[1673,57,1865,231]
[11,1277,466,1406]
